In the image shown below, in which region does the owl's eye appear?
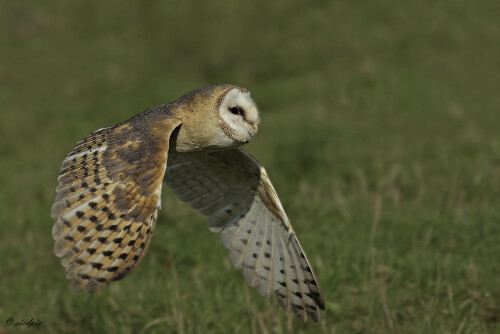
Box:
[229,106,244,116]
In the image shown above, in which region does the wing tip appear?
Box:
[54,237,71,257]
[71,275,106,294]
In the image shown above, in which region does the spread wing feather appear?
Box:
[51,114,181,293]
[164,148,324,322]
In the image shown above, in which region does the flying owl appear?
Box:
[51,85,324,322]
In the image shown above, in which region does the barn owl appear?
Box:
[51,85,324,322]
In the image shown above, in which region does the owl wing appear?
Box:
[164,148,324,322]
[51,113,182,293]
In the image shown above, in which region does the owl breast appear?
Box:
[173,122,241,153]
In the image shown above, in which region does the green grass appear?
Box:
[1,0,500,333]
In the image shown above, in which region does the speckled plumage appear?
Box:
[51,84,324,322]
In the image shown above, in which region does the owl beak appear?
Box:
[248,121,258,134]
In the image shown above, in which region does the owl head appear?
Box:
[171,85,260,152]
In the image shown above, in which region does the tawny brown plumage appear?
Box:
[52,85,324,321]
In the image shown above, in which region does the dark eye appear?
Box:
[229,106,244,116]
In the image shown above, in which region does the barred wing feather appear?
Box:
[51,115,182,293]
[164,148,324,322]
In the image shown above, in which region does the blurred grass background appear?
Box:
[1,0,500,333]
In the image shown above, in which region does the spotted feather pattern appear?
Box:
[165,148,324,322]
[52,114,181,293]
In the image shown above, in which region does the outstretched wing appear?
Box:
[164,148,324,322]
[51,113,181,293]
